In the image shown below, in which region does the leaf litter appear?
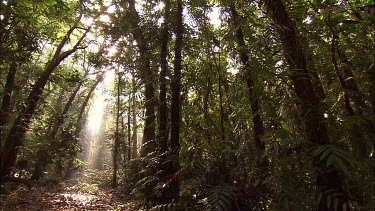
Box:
[0,169,142,210]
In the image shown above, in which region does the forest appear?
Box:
[1,0,375,210]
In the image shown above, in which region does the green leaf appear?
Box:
[334,156,350,178]
[312,145,330,157]
[45,0,57,6]
[320,146,332,161]
[18,0,32,7]
[326,154,336,167]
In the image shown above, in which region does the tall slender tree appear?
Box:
[113,65,122,188]
[166,0,183,201]
[263,0,349,209]
[126,0,156,157]
[159,0,171,156]
[131,69,138,159]
[229,3,266,163]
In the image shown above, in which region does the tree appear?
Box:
[0,0,46,139]
[113,64,122,188]
[263,0,349,209]
[0,5,91,178]
[158,0,171,159]
[126,0,156,157]
[131,69,139,159]
[229,3,266,164]
[2,0,374,210]
[165,0,183,202]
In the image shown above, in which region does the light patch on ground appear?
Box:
[57,193,97,205]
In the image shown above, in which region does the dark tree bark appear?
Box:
[0,16,89,178]
[127,0,156,157]
[230,4,266,162]
[326,15,355,116]
[326,11,373,157]
[0,61,18,137]
[1,43,32,138]
[158,0,170,155]
[156,0,171,204]
[368,43,375,159]
[166,0,183,202]
[264,0,329,144]
[0,0,17,76]
[264,0,349,209]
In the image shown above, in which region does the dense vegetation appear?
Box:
[1,0,374,210]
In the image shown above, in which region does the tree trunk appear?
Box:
[131,70,138,158]
[127,105,131,161]
[0,0,17,76]
[166,0,183,202]
[368,61,375,160]
[230,4,266,162]
[216,49,226,144]
[156,0,171,204]
[127,0,156,158]
[49,68,89,141]
[264,0,349,209]
[0,61,18,137]
[159,0,170,155]
[0,17,89,178]
[326,12,372,157]
[113,68,121,188]
[369,45,375,159]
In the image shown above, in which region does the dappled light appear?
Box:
[0,169,141,210]
[1,0,375,210]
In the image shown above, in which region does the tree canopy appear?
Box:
[1,0,374,210]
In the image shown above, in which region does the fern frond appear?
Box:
[311,145,356,178]
[206,184,239,211]
[149,203,178,211]
[131,175,158,194]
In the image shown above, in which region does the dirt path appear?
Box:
[1,186,140,210]
[0,170,142,210]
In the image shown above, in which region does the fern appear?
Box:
[149,203,178,211]
[206,184,239,211]
[275,188,294,210]
[317,188,346,211]
[311,145,356,178]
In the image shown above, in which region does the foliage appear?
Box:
[207,183,240,211]
[1,0,375,210]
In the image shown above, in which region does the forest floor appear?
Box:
[0,169,142,210]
